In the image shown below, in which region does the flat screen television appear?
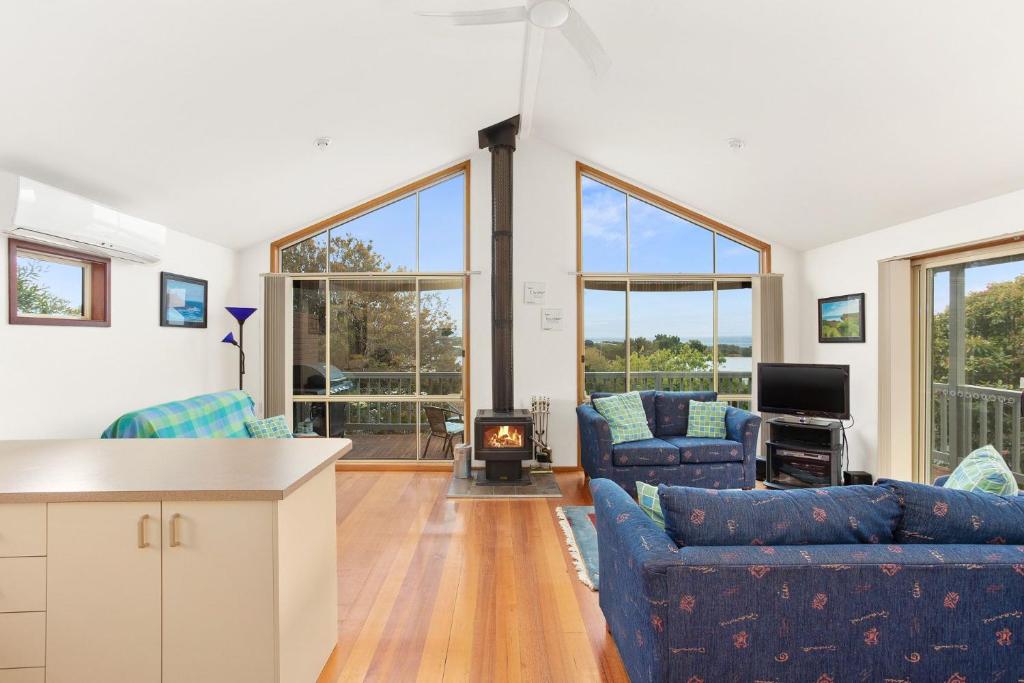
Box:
[757,363,850,420]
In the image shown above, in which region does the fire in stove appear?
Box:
[484,425,524,449]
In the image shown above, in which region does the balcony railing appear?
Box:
[931,382,1022,480]
[584,370,752,397]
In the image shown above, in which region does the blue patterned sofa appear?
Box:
[591,477,1024,682]
[577,391,761,491]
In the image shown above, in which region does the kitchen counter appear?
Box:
[0,438,351,503]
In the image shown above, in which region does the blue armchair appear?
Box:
[577,390,760,491]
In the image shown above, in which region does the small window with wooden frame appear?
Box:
[8,238,111,326]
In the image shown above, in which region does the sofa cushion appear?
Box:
[943,444,1019,496]
[685,400,728,438]
[653,391,717,436]
[244,415,293,439]
[611,438,679,466]
[661,437,744,464]
[659,484,901,546]
[635,481,666,529]
[593,392,654,444]
[592,390,656,433]
[879,479,1024,544]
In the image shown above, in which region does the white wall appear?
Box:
[234,137,798,467]
[0,225,238,439]
[798,188,1024,475]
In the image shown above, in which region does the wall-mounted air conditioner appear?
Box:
[1,173,166,263]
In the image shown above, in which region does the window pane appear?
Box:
[419,175,465,272]
[715,234,761,274]
[292,280,327,396]
[334,401,418,459]
[420,401,465,460]
[581,177,626,272]
[293,401,326,437]
[419,278,463,396]
[717,282,753,396]
[329,279,416,395]
[727,399,751,411]
[583,281,626,395]
[280,232,327,273]
[629,281,714,391]
[628,197,713,273]
[329,196,416,272]
[15,253,85,317]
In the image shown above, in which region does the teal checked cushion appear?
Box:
[592,392,654,445]
[943,444,1019,495]
[245,415,293,439]
[685,400,728,439]
[635,481,665,529]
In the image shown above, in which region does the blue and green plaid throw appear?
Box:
[593,391,653,444]
[101,390,257,438]
[635,481,665,529]
[245,415,293,439]
[686,400,728,439]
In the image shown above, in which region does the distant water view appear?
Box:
[585,335,753,373]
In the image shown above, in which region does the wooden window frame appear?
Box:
[269,162,472,463]
[8,238,111,327]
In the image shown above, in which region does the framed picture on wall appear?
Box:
[818,293,865,343]
[160,272,208,328]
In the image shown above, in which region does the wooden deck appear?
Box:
[318,470,628,682]
[338,434,460,461]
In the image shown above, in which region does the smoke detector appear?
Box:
[727,137,746,151]
[314,137,333,152]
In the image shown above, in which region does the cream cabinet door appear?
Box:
[47,502,162,683]
[162,501,276,683]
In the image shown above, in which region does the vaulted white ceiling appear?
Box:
[2,1,1023,251]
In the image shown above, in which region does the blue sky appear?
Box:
[17,254,84,310]
[932,258,1024,312]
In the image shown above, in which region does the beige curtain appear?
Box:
[753,274,785,454]
[877,259,913,480]
[263,275,288,420]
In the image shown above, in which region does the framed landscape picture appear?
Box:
[818,293,865,343]
[160,272,208,328]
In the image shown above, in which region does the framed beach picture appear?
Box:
[818,293,865,343]
[160,272,208,328]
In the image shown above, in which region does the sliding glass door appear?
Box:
[919,249,1024,484]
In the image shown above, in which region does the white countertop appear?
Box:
[0,438,351,503]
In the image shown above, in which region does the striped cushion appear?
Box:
[101,391,256,438]
[685,400,728,439]
[245,415,293,439]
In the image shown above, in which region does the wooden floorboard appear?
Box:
[320,471,628,683]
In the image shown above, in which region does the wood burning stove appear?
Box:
[474,409,533,482]
[473,114,535,484]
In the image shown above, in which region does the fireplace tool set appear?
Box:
[531,395,552,472]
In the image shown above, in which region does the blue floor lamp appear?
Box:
[222,306,257,390]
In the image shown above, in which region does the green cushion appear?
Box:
[593,392,654,445]
[943,444,1019,495]
[635,481,665,529]
[685,400,728,439]
[245,415,293,439]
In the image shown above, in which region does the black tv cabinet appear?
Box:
[764,418,843,489]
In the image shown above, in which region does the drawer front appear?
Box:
[0,669,45,683]
[0,612,46,669]
[0,558,45,613]
[0,505,46,558]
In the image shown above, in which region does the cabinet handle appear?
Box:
[137,514,150,549]
[169,513,181,547]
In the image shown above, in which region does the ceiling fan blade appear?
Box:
[559,9,610,77]
[416,6,527,26]
[518,23,545,138]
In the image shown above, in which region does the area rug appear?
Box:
[555,505,599,591]
[446,471,563,498]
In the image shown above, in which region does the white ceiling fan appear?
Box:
[417,0,610,136]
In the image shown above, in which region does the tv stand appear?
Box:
[764,417,843,489]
